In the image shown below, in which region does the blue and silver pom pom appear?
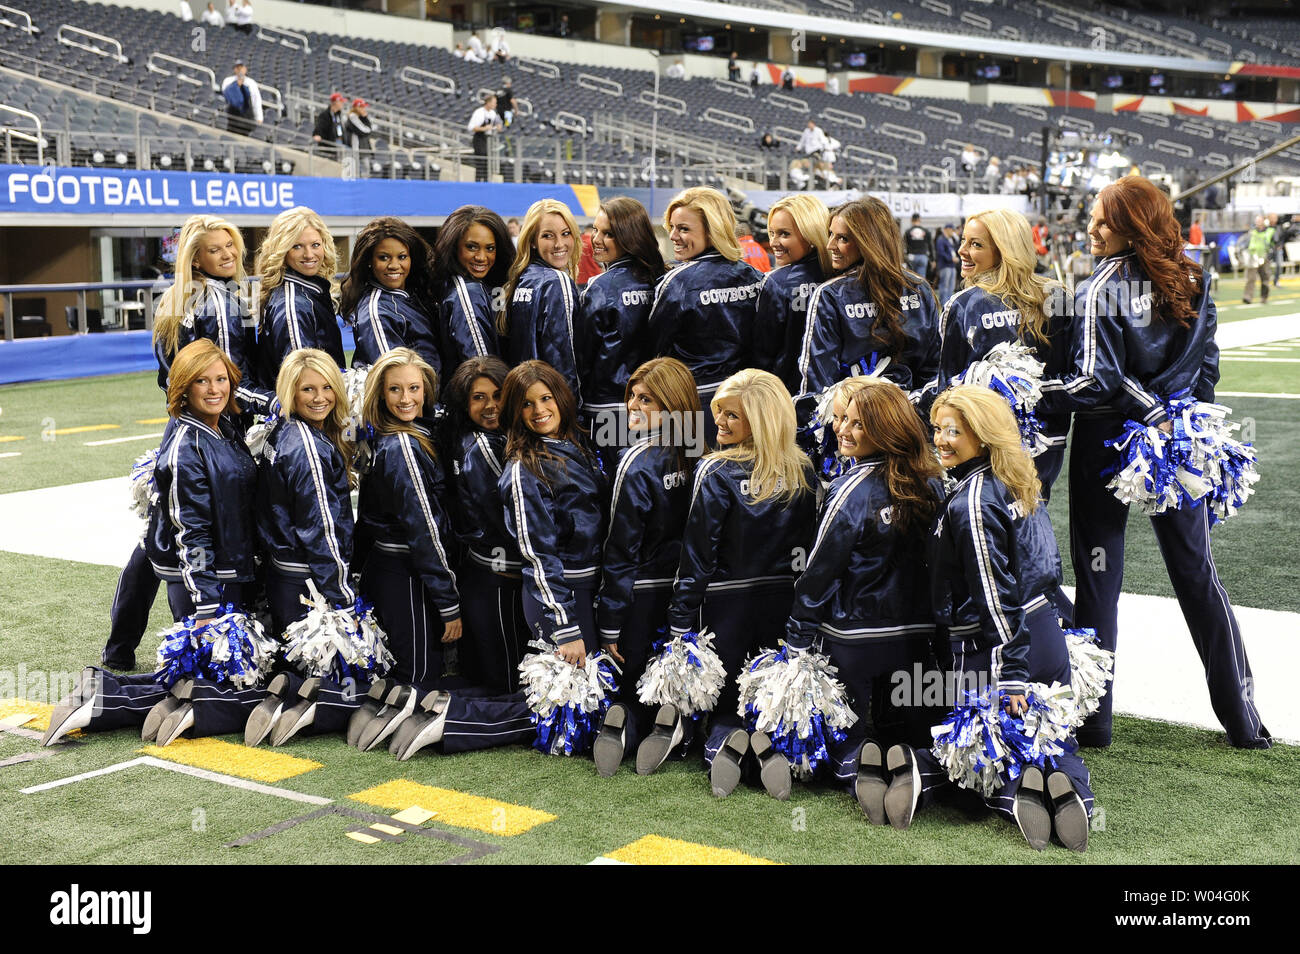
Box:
[344,365,370,426]
[282,581,395,682]
[243,415,277,461]
[1064,627,1114,728]
[519,641,619,757]
[636,628,727,718]
[128,448,160,520]
[153,605,277,690]
[736,645,859,778]
[954,341,1049,456]
[930,682,1075,797]
[795,354,895,484]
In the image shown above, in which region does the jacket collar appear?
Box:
[368,282,409,299]
[948,457,992,486]
[178,410,225,440]
[284,270,330,293]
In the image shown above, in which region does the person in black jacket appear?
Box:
[312,92,347,155]
[346,98,374,153]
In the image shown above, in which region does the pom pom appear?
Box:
[281,581,395,682]
[795,354,894,484]
[930,683,1075,797]
[1064,627,1114,728]
[243,415,276,461]
[128,448,160,519]
[344,365,369,425]
[736,645,859,778]
[954,341,1049,455]
[153,605,277,690]
[518,641,618,757]
[636,628,727,717]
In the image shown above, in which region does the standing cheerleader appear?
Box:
[441,356,528,693]
[797,196,939,402]
[431,205,513,372]
[654,369,817,797]
[498,360,607,663]
[343,218,442,376]
[884,385,1094,850]
[1038,176,1269,749]
[47,340,266,748]
[753,193,831,394]
[254,207,345,384]
[580,197,667,453]
[356,348,462,691]
[647,187,763,445]
[590,357,701,776]
[919,208,1070,494]
[781,377,943,811]
[501,200,583,404]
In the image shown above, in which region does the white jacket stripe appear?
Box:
[397,433,457,591]
[509,460,568,626]
[295,421,354,604]
[454,277,488,356]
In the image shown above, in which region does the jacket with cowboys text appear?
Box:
[928,458,1063,693]
[348,284,442,377]
[505,262,582,405]
[499,438,607,645]
[753,252,824,394]
[257,272,345,385]
[579,258,656,412]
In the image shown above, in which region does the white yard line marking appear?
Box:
[84,432,163,447]
[1220,357,1300,363]
[1218,391,1300,399]
[0,452,20,459]
[20,755,332,804]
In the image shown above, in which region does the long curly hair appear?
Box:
[841,378,940,534]
[930,384,1040,515]
[340,217,438,320]
[154,215,247,358]
[254,206,339,325]
[433,204,515,289]
[962,207,1060,347]
[596,196,667,284]
[275,347,356,484]
[768,192,832,275]
[166,338,240,419]
[1096,175,1203,328]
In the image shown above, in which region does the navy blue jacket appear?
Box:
[257,415,356,606]
[648,251,762,394]
[356,421,460,621]
[155,275,275,415]
[928,458,1062,693]
[797,272,940,400]
[920,284,1071,448]
[258,272,345,385]
[1039,252,1219,425]
[504,262,581,405]
[499,438,608,645]
[935,233,959,272]
[786,457,941,648]
[448,427,521,574]
[596,437,693,644]
[753,253,824,394]
[436,275,500,373]
[146,412,258,617]
[667,455,817,635]
[579,258,655,412]
[348,284,441,376]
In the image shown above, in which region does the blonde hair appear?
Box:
[709,368,810,504]
[255,207,339,323]
[664,187,741,262]
[275,348,356,484]
[962,207,1060,346]
[930,384,1040,515]
[500,199,580,332]
[768,193,832,275]
[362,347,440,459]
[154,215,247,358]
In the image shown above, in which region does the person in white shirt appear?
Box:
[826,75,839,95]
[750,62,761,87]
[960,143,979,176]
[201,2,223,26]
[179,1,193,22]
[467,93,501,182]
[795,120,826,189]
[221,60,263,134]
[665,59,685,80]
[467,32,487,62]
[231,0,252,34]
[489,28,511,62]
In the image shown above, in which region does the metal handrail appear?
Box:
[56,24,127,64]
[399,65,455,95]
[0,4,35,33]
[147,52,218,91]
[255,23,310,53]
[328,44,381,73]
[0,103,41,164]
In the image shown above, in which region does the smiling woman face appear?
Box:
[187,357,231,428]
[467,375,502,431]
[827,215,862,273]
[371,237,411,290]
[383,364,424,422]
[286,227,324,278]
[459,222,497,280]
[932,408,983,469]
[1088,199,1130,258]
[591,210,621,265]
[535,213,574,270]
[958,218,999,279]
[293,368,336,427]
[714,395,752,447]
[195,229,238,279]
[767,208,811,267]
[522,380,561,437]
[626,381,663,432]
[668,205,709,261]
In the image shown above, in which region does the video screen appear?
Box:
[685,35,715,53]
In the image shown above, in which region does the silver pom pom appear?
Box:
[635,628,727,717]
[244,416,276,461]
[1064,629,1115,728]
[128,448,160,520]
[206,612,279,689]
[518,641,618,756]
[955,341,1049,455]
[344,365,370,426]
[281,581,394,679]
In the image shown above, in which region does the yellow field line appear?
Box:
[0,435,25,443]
[605,834,779,865]
[136,417,169,424]
[139,737,322,783]
[349,779,555,836]
[51,424,119,436]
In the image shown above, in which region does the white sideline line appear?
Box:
[1218,391,1300,399]
[21,755,332,805]
[84,432,163,447]
[1219,357,1300,363]
[0,452,20,459]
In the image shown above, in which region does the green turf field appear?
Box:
[1,291,1298,865]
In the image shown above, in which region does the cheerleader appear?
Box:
[245,348,373,746]
[431,205,512,372]
[47,340,265,748]
[253,207,345,384]
[883,386,1093,851]
[579,197,667,453]
[441,356,527,693]
[590,357,701,776]
[646,187,763,445]
[753,193,831,394]
[652,369,817,797]
[343,218,442,376]
[500,200,583,404]
[797,196,939,402]
[779,377,944,810]
[498,360,607,663]
[919,207,1070,494]
[1037,176,1269,749]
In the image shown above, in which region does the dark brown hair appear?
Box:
[501,360,592,482]
[340,216,438,319]
[597,196,667,284]
[845,379,940,534]
[443,355,510,436]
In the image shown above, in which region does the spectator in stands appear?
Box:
[666,59,686,80]
[818,135,841,188]
[1242,214,1272,304]
[221,60,263,136]
[826,75,839,95]
[1269,212,1284,287]
[935,222,959,305]
[1032,217,1050,271]
[200,1,223,26]
[960,143,979,176]
[983,155,1001,191]
[556,14,572,38]
[781,65,795,90]
[903,213,932,283]
[467,32,488,63]
[796,119,826,188]
[1188,214,1204,265]
[759,132,779,151]
[1025,166,1041,201]
[728,52,742,82]
[489,28,511,63]
[179,1,193,22]
[347,98,374,153]
[453,43,467,58]
[231,0,253,34]
[507,217,520,247]
[497,77,516,128]
[312,92,347,154]
[750,62,761,87]
[737,222,771,274]
[467,93,502,183]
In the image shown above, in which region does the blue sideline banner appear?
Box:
[0,165,586,219]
